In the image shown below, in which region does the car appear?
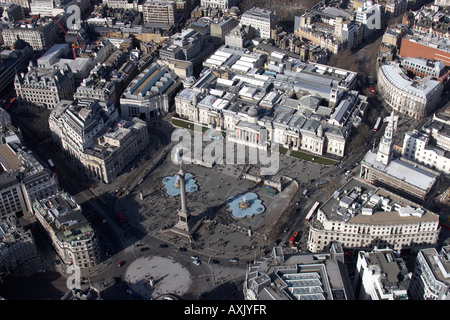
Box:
[230,258,239,263]
[193,260,201,266]
[118,261,126,267]
[191,255,199,260]
[210,259,220,264]
[159,244,168,248]
[179,247,187,252]
[140,247,149,252]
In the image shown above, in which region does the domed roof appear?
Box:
[248,106,258,117]
[230,6,240,14]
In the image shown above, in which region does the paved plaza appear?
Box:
[114,151,308,258]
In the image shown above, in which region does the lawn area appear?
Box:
[171,118,209,133]
[279,146,288,155]
[290,150,336,165]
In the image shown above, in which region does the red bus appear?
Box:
[5,97,16,111]
[289,231,298,246]
[115,211,126,223]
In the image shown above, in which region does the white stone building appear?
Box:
[307,178,441,253]
[174,46,363,158]
[32,192,101,268]
[402,130,450,174]
[408,246,450,300]
[377,63,443,120]
[14,63,75,109]
[355,248,410,300]
[48,99,118,165]
[240,7,277,40]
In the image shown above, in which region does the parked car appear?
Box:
[230,258,239,263]
[118,261,126,267]
[193,260,201,266]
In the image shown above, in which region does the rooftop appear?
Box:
[362,150,438,192]
[319,177,438,224]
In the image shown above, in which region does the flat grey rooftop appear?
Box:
[362,150,437,192]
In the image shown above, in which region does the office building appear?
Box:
[399,36,450,67]
[307,177,440,253]
[32,192,101,268]
[200,0,238,9]
[14,62,75,109]
[402,130,450,174]
[401,57,446,79]
[377,62,443,120]
[0,44,33,93]
[209,17,238,46]
[0,214,38,275]
[355,248,410,300]
[142,0,176,26]
[82,118,149,183]
[408,246,450,300]
[120,63,181,120]
[159,28,203,62]
[244,243,354,300]
[240,7,277,40]
[48,99,119,166]
[0,143,59,217]
[2,17,60,50]
[225,23,252,49]
[355,1,384,39]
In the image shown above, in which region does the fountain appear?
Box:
[162,173,198,196]
[226,192,265,219]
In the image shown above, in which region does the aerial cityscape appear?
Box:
[0,0,449,304]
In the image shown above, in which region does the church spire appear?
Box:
[376,111,396,166]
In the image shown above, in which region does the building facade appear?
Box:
[408,246,450,300]
[244,243,354,300]
[48,98,117,163]
[120,62,181,120]
[307,178,440,253]
[82,118,149,183]
[360,113,440,202]
[377,63,443,120]
[0,214,38,275]
[32,192,101,268]
[240,7,277,40]
[402,130,450,174]
[142,0,176,26]
[14,63,75,109]
[0,143,59,217]
[2,18,60,50]
[355,248,410,300]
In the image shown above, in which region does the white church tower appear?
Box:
[376,111,397,166]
